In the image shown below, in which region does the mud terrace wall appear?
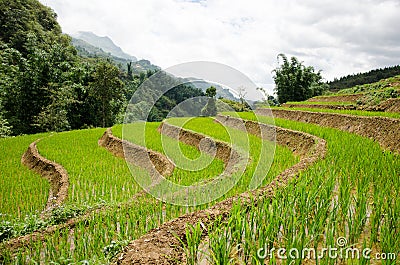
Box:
[215,114,318,158]
[158,122,241,174]
[98,128,175,176]
[307,94,363,102]
[113,119,327,265]
[283,98,400,113]
[256,108,400,153]
[283,103,358,111]
[21,141,69,212]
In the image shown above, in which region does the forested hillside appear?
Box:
[0,0,205,136]
[328,65,400,90]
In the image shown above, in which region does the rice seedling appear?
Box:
[202,112,399,264]
[0,133,50,222]
[1,117,299,263]
[36,128,143,206]
[112,122,225,186]
[176,222,203,265]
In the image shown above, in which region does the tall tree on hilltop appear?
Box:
[201,86,217,116]
[272,54,328,103]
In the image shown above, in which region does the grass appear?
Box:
[0,133,50,222]
[270,106,400,119]
[200,112,399,264]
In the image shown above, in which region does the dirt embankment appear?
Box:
[5,130,175,254]
[158,122,241,174]
[256,108,400,153]
[21,141,69,212]
[307,94,364,102]
[283,103,357,111]
[99,128,175,176]
[370,98,400,112]
[283,98,400,113]
[215,115,318,158]
[113,119,327,265]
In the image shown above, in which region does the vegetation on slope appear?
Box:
[272,54,328,103]
[0,0,208,136]
[328,65,400,91]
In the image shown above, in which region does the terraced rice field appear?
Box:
[0,98,399,264]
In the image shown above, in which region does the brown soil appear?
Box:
[158,122,241,173]
[307,94,364,102]
[21,141,69,212]
[283,103,357,111]
[216,115,318,158]
[99,128,175,176]
[283,97,400,113]
[256,108,400,153]
[113,119,327,265]
[365,98,400,112]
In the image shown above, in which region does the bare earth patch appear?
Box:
[21,141,69,213]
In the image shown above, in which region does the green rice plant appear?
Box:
[208,226,234,265]
[0,133,50,221]
[166,117,299,196]
[36,128,143,206]
[113,122,225,186]
[1,118,299,263]
[176,222,203,265]
[205,111,399,264]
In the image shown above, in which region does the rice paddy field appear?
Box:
[0,93,399,264]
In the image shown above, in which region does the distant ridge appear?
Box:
[72,31,137,61]
[70,31,159,73]
[328,65,400,91]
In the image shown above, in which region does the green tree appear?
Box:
[272,54,328,103]
[201,86,217,116]
[0,98,11,137]
[90,61,124,127]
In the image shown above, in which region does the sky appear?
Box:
[39,0,400,99]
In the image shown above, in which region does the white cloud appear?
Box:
[40,0,400,99]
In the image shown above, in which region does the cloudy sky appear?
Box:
[39,0,400,98]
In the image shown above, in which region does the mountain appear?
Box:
[184,79,238,101]
[71,32,159,73]
[72,31,136,61]
[71,32,237,101]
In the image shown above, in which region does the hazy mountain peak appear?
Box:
[72,31,137,62]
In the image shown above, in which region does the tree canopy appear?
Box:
[327,65,400,91]
[272,54,328,103]
[0,0,205,136]
[201,86,217,116]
